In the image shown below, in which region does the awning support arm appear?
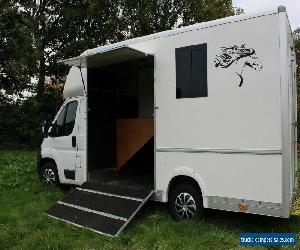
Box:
[79,58,87,96]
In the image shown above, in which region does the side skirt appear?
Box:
[207,196,285,217]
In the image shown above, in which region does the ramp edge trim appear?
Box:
[57,201,127,222]
[115,190,154,237]
[76,187,144,202]
[46,213,115,237]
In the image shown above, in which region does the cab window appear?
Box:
[49,101,78,137]
[63,101,78,136]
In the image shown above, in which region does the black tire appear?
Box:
[39,161,60,186]
[169,183,204,220]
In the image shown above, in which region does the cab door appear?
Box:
[49,99,79,184]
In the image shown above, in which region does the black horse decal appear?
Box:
[214,44,263,87]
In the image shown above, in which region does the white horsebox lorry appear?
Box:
[38,6,297,237]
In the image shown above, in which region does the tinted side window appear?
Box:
[176,43,208,98]
[63,101,78,136]
[53,105,67,137]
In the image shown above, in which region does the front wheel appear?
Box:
[169,183,204,220]
[39,162,59,186]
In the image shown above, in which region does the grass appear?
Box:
[0,150,299,250]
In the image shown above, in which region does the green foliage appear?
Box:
[0,85,64,148]
[0,1,126,145]
[0,151,36,190]
[174,0,234,26]
[0,1,36,95]
[120,0,179,36]
[18,0,126,98]
[293,28,300,140]
[0,0,238,148]
[294,28,300,83]
[120,0,235,37]
[0,150,300,249]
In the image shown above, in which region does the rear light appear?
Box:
[239,203,248,211]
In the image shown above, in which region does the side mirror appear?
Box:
[48,123,57,137]
[42,120,48,138]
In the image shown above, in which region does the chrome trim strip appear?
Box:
[156,147,282,155]
[57,201,127,222]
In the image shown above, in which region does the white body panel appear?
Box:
[63,67,87,99]
[129,11,285,208]
[156,153,283,203]
[41,7,297,218]
[41,96,87,185]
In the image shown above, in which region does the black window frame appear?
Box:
[63,101,78,136]
[175,43,208,99]
[49,100,78,137]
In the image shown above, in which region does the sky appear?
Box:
[232,0,300,30]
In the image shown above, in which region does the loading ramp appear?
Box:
[47,182,153,237]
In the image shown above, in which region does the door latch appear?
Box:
[72,136,76,148]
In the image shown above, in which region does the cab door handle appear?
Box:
[72,136,76,148]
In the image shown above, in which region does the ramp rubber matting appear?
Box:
[79,181,152,200]
[46,182,153,237]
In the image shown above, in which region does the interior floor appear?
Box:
[88,137,154,190]
[88,168,153,191]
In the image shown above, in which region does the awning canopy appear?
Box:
[60,46,151,68]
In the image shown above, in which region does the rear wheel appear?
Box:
[169,183,204,220]
[39,162,59,186]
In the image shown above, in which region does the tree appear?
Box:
[174,0,234,26]
[0,0,238,148]
[0,1,35,96]
[2,0,236,99]
[293,28,300,84]
[293,28,300,140]
[120,0,179,37]
[17,0,125,100]
[120,0,235,37]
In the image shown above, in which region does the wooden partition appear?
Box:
[116,118,154,171]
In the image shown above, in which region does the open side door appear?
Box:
[62,45,153,100]
[60,46,152,68]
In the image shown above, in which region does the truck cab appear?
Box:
[39,96,87,186]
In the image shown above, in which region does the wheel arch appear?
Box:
[39,157,57,170]
[168,175,202,197]
[166,168,207,207]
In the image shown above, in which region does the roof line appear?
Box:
[60,6,280,64]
